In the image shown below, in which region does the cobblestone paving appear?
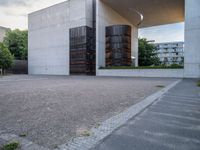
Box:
[0,75,176,149]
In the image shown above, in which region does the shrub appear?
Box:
[0,43,14,74]
[2,141,20,150]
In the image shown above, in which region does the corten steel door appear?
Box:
[70,26,96,75]
[106,25,132,66]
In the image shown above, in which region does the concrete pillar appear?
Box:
[184,0,200,78]
[132,28,138,67]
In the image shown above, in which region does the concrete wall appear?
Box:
[96,0,138,71]
[28,1,69,75]
[184,0,200,78]
[69,0,93,28]
[28,0,93,75]
[97,69,184,78]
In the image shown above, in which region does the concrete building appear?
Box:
[0,26,9,42]
[155,42,184,66]
[28,0,200,78]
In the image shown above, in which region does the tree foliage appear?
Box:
[138,38,160,66]
[0,43,14,73]
[3,29,28,60]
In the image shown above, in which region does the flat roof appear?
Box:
[101,0,184,28]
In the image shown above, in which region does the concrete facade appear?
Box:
[96,0,138,69]
[28,0,93,75]
[0,26,9,42]
[28,2,69,75]
[97,69,184,78]
[184,0,200,78]
[28,0,200,78]
[28,0,139,75]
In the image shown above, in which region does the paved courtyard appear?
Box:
[92,79,200,150]
[0,75,176,149]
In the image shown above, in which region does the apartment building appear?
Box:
[155,42,184,66]
[0,26,9,42]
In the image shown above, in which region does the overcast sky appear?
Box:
[0,0,184,43]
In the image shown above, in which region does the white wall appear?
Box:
[184,0,200,78]
[97,69,184,78]
[96,0,138,72]
[28,0,94,75]
[69,0,93,28]
[0,27,9,42]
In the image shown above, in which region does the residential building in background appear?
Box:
[0,26,9,42]
[154,42,184,66]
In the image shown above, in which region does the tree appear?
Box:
[138,38,160,66]
[3,29,28,60]
[0,43,14,74]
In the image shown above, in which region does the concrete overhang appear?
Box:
[101,0,185,28]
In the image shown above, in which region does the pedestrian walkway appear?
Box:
[91,79,200,150]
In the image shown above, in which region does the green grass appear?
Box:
[197,81,200,87]
[99,65,184,70]
[2,141,20,150]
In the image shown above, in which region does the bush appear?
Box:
[169,64,183,68]
[2,141,20,150]
[0,43,14,74]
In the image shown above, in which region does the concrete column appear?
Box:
[184,0,200,78]
[132,28,138,67]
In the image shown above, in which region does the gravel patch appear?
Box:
[0,75,177,149]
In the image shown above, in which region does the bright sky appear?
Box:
[139,22,184,43]
[0,0,184,43]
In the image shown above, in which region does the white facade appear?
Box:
[184,0,200,78]
[28,0,93,75]
[0,26,9,42]
[96,0,138,70]
[155,42,184,66]
[98,69,184,78]
[28,0,139,75]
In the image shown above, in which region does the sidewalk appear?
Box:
[91,79,200,150]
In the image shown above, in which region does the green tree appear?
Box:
[138,38,160,66]
[3,29,28,60]
[0,43,14,74]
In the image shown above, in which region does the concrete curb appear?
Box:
[57,79,182,150]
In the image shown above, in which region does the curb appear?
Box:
[57,79,182,150]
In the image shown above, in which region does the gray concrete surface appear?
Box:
[0,75,176,149]
[92,79,200,150]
